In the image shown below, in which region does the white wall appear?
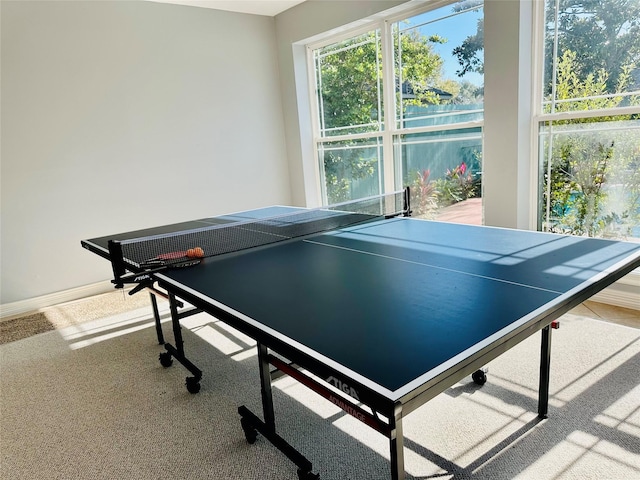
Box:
[1,1,290,305]
[483,0,534,229]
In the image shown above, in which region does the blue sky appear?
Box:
[400,3,484,86]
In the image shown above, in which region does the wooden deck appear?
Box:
[435,197,483,225]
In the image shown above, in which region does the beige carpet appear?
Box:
[0,290,152,344]
[1,294,639,479]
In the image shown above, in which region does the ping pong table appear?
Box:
[81,188,640,480]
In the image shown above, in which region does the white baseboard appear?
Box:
[590,290,639,310]
[590,273,640,311]
[2,274,638,321]
[0,281,115,320]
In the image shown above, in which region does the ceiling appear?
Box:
[148,0,306,16]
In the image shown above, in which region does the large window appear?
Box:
[313,30,385,202]
[310,1,484,224]
[537,0,640,240]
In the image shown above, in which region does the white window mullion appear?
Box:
[381,19,397,193]
[306,45,325,206]
[542,0,561,231]
[529,0,546,231]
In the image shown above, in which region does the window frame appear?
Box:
[530,0,640,234]
[305,1,485,206]
[294,0,638,305]
[530,0,640,289]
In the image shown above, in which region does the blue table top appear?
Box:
[155,216,640,396]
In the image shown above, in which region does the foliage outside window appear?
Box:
[395,2,484,220]
[313,31,384,202]
[311,1,484,218]
[539,0,640,240]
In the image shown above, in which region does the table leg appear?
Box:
[168,293,184,355]
[538,324,552,418]
[389,403,406,480]
[162,292,202,393]
[257,343,276,430]
[149,291,164,345]
[239,344,315,477]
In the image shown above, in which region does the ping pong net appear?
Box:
[108,188,410,287]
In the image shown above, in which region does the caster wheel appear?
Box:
[240,418,258,444]
[185,376,201,394]
[472,369,487,385]
[297,469,319,480]
[159,352,173,368]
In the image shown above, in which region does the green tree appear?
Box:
[542,51,640,237]
[453,0,640,94]
[318,31,445,132]
[451,0,484,77]
[545,0,640,94]
[317,30,445,203]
